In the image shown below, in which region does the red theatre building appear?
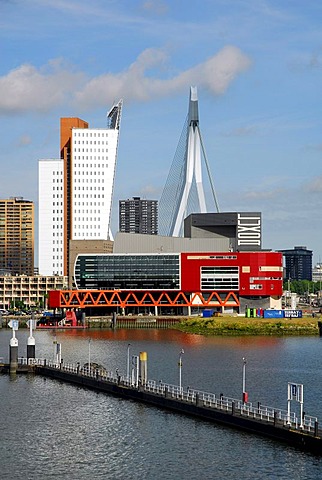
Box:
[48,250,283,316]
[48,213,283,315]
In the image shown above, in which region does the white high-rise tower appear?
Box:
[38,100,122,276]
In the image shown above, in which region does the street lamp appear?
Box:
[179,348,184,391]
[127,343,131,382]
[242,357,248,403]
[88,338,91,374]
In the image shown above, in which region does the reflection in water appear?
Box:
[1,330,322,478]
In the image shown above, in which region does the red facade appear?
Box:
[48,251,283,311]
[180,251,283,296]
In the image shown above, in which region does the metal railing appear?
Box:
[18,357,46,366]
[37,360,318,435]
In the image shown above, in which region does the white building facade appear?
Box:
[38,160,64,275]
[71,126,119,240]
[38,100,122,276]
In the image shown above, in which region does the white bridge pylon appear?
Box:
[169,86,219,237]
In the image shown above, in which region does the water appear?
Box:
[1,328,322,479]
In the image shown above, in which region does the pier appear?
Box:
[1,357,322,456]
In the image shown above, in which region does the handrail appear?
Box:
[34,360,319,436]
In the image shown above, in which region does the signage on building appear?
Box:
[237,213,261,250]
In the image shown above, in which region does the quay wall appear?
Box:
[36,365,322,455]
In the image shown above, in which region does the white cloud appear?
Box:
[75,45,251,108]
[0,46,251,114]
[0,59,84,114]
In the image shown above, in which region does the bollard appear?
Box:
[315,420,319,437]
[27,336,35,362]
[8,319,19,374]
[9,336,18,374]
[318,322,322,337]
[27,315,36,361]
[139,351,148,385]
[274,411,278,426]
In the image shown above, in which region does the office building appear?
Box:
[312,264,322,283]
[0,197,34,276]
[38,100,122,276]
[119,197,158,235]
[38,160,64,276]
[0,274,67,310]
[279,246,313,281]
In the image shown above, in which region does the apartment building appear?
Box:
[0,274,68,309]
[119,197,158,235]
[0,197,34,276]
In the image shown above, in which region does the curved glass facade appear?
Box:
[75,254,180,290]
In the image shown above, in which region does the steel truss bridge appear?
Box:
[49,290,240,310]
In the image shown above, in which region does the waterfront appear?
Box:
[1,329,322,478]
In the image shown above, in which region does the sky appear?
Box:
[1,0,322,265]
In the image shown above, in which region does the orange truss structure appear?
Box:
[48,289,240,310]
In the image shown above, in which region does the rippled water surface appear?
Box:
[1,328,322,479]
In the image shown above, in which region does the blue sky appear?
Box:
[1,0,322,264]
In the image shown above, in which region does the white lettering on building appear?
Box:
[237,214,261,247]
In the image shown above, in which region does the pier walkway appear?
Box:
[2,357,322,455]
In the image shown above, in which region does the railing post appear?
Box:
[274,411,277,426]
[315,421,319,437]
[232,401,235,416]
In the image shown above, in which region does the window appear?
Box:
[201,266,239,290]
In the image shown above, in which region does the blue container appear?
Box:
[202,310,213,318]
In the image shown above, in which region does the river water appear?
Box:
[1,328,322,479]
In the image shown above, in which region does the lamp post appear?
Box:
[179,348,184,391]
[242,357,248,403]
[127,343,131,382]
[88,338,91,374]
